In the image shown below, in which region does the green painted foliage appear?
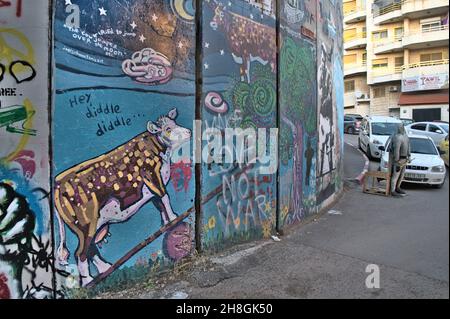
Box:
[280,37,316,135]
[227,64,276,129]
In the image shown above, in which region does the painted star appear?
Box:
[65,0,72,5]
[130,21,137,30]
[204,63,209,70]
[99,7,107,16]
[204,42,210,48]
[139,34,146,43]
[264,201,272,212]
[220,49,225,55]
[152,14,159,22]
[250,14,254,20]
[178,41,184,49]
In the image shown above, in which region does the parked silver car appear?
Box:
[406,122,449,147]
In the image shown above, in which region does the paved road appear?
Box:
[100,134,449,299]
[343,141,367,180]
[340,133,449,283]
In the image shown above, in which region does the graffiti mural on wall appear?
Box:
[209,0,276,83]
[316,0,344,205]
[201,0,277,251]
[0,0,53,299]
[2,0,344,298]
[0,0,22,18]
[53,0,196,291]
[279,0,318,227]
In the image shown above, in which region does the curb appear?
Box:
[345,141,370,185]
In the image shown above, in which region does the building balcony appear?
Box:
[344,93,356,107]
[344,91,371,107]
[344,6,367,24]
[402,0,449,19]
[403,25,449,50]
[373,1,403,25]
[403,59,449,76]
[344,32,367,50]
[373,35,404,54]
[402,59,449,91]
[371,66,403,84]
[344,61,367,77]
[373,0,449,25]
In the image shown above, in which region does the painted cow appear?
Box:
[210,4,276,82]
[54,109,191,287]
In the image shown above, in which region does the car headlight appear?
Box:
[431,165,446,173]
[372,139,382,145]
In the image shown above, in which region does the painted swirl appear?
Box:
[251,78,276,116]
[204,91,229,114]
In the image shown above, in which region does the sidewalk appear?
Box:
[96,139,449,299]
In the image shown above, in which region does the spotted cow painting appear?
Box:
[54,109,191,287]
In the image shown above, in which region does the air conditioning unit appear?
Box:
[356,92,370,100]
[389,86,399,92]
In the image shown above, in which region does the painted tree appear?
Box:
[228,63,277,130]
[279,36,317,221]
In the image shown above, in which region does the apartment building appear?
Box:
[343,0,449,122]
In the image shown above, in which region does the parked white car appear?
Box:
[359,116,404,160]
[379,135,447,189]
[406,122,449,147]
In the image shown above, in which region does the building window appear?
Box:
[395,57,404,67]
[344,28,357,40]
[421,19,442,32]
[372,30,388,40]
[362,52,367,65]
[372,58,388,69]
[344,54,357,65]
[373,87,385,98]
[345,80,355,93]
[394,27,403,39]
[343,0,357,15]
[420,52,443,62]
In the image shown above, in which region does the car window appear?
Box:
[410,138,438,155]
[411,123,427,131]
[440,124,448,133]
[371,122,402,136]
[402,120,413,126]
[428,124,443,133]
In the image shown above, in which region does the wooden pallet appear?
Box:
[363,171,391,196]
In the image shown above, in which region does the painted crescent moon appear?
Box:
[170,0,195,24]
